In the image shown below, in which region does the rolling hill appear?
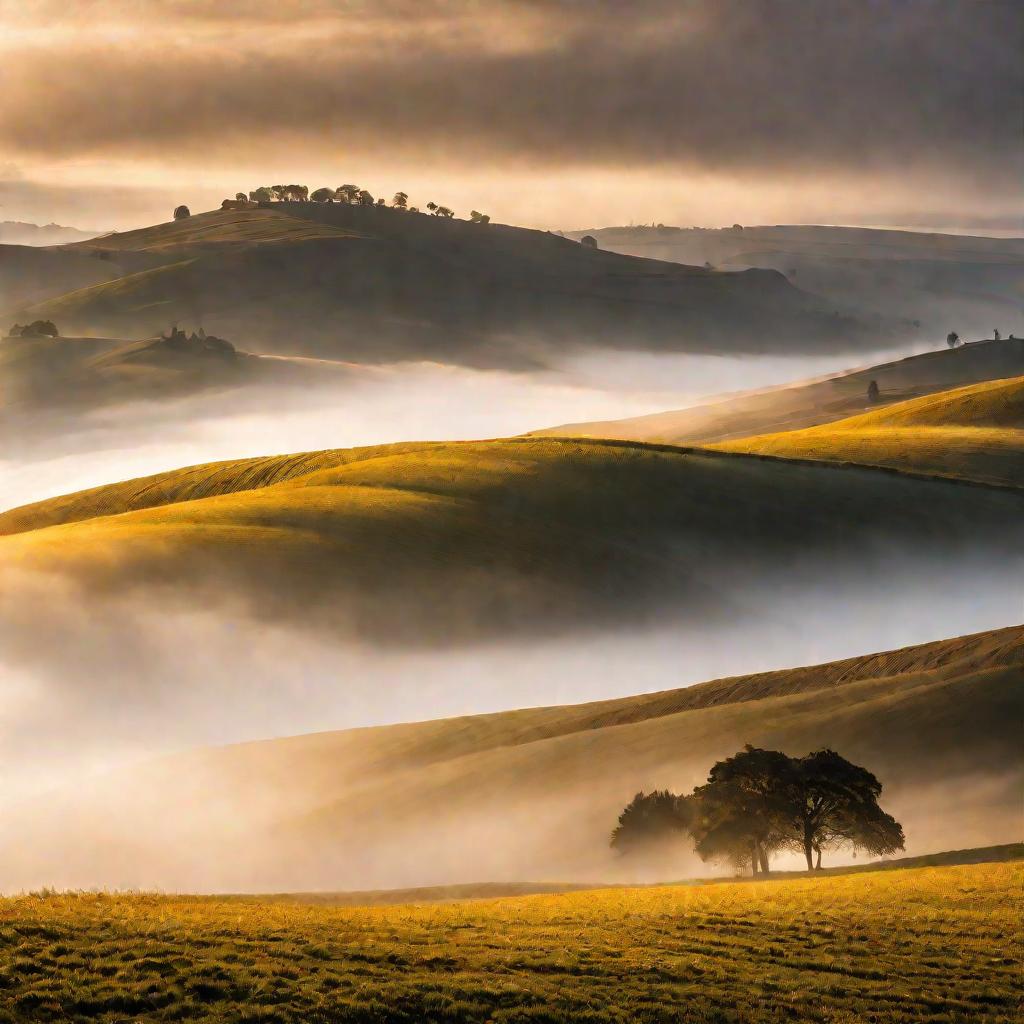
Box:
[2,204,892,370]
[712,374,1024,487]
[566,224,1024,340]
[3,436,1024,644]
[0,327,349,416]
[6,623,1021,892]
[535,337,1024,444]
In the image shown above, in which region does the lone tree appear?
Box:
[580,235,598,249]
[173,205,191,220]
[947,331,961,348]
[867,379,880,403]
[392,192,409,209]
[610,791,694,857]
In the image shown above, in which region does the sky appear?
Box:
[0,0,1021,232]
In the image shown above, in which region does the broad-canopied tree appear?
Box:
[310,187,335,203]
[392,192,409,209]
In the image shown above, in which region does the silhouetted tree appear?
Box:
[580,235,598,249]
[376,197,387,206]
[994,329,1001,341]
[867,379,880,403]
[249,187,273,203]
[425,201,438,213]
[235,193,247,202]
[469,210,491,224]
[610,790,694,856]
[392,192,409,209]
[408,206,420,213]
[11,319,59,338]
[434,206,455,218]
[336,184,360,204]
[357,190,375,206]
[173,205,191,220]
[785,749,904,870]
[310,187,335,203]
[691,747,793,875]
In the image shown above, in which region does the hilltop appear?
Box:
[566,223,1024,339]
[2,204,892,370]
[3,436,1023,644]
[713,374,1024,487]
[0,220,101,246]
[535,337,1024,443]
[5,624,1021,891]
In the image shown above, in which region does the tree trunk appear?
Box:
[814,845,822,870]
[750,841,759,877]
[758,843,770,875]
[803,826,815,871]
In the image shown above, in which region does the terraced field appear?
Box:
[0,862,1019,1023]
[713,374,1024,486]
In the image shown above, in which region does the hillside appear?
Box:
[0,328,346,416]
[566,224,1024,339]
[3,204,893,370]
[535,337,1024,443]
[5,624,1021,892]
[3,437,1023,645]
[713,374,1024,487]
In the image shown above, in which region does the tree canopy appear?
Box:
[612,746,904,876]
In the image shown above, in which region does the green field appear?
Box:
[713,375,1024,486]
[0,862,1019,1023]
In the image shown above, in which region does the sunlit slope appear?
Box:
[535,338,1024,443]
[3,438,1024,642]
[13,625,1022,891]
[0,864,1019,1023]
[713,375,1024,486]
[14,203,886,368]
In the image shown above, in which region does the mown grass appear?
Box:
[0,863,1019,1023]
[713,375,1024,487]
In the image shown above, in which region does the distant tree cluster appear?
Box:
[209,184,489,224]
[611,746,904,876]
[8,319,59,338]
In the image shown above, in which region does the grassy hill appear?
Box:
[0,328,345,416]
[567,223,1024,340]
[1,862,1019,1023]
[535,337,1024,443]
[3,204,891,370]
[4,624,1021,894]
[3,436,1023,644]
[712,374,1024,487]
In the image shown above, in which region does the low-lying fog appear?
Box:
[3,343,929,511]
[3,341,1018,893]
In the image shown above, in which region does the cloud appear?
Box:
[0,0,1019,200]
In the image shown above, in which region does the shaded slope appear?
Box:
[534,338,1024,444]
[9,625,1022,891]
[3,437,1024,644]
[13,204,889,370]
[713,375,1024,487]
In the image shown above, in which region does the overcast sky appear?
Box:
[0,0,1020,231]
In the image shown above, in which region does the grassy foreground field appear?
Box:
[712,375,1024,487]
[0,863,1019,1023]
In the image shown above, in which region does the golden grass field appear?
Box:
[0,862,1019,1023]
[712,375,1024,486]
[3,436,1023,645]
